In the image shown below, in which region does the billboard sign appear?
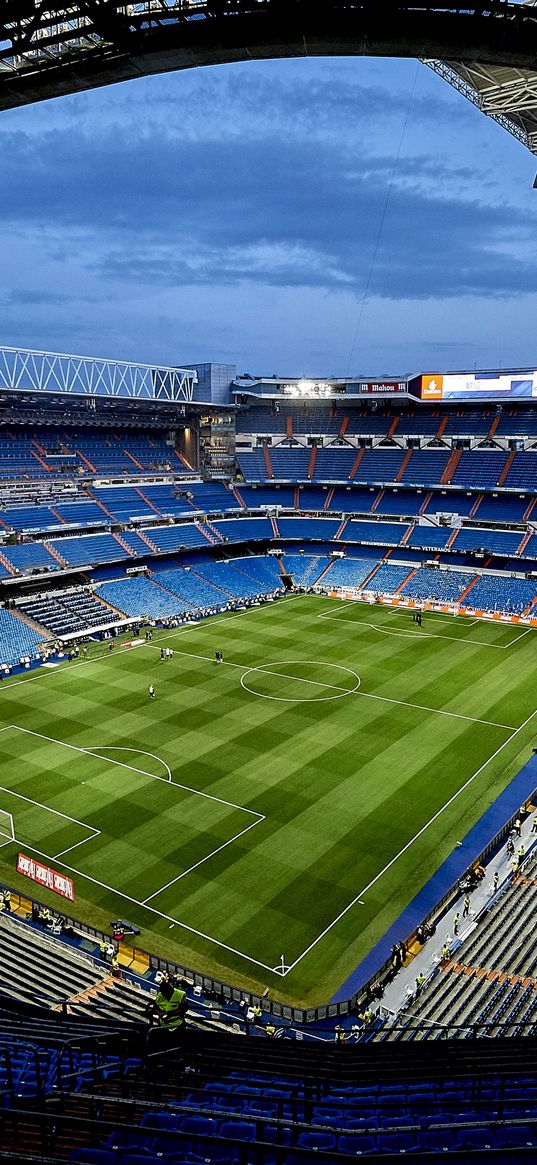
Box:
[356,381,407,394]
[411,370,537,402]
[17,852,75,900]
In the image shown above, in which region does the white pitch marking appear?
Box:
[145,645,515,730]
[13,727,261,818]
[5,831,277,977]
[282,705,537,976]
[54,830,101,860]
[0,595,300,696]
[0,782,97,833]
[505,627,532,647]
[317,603,533,650]
[239,661,360,703]
[0,726,271,976]
[86,745,172,783]
[142,815,264,904]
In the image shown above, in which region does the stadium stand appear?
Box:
[212,517,273,543]
[98,576,196,618]
[406,525,452,550]
[277,517,341,541]
[143,524,211,553]
[344,519,408,546]
[364,561,414,594]
[329,486,374,513]
[48,534,128,567]
[281,554,332,586]
[0,606,44,665]
[316,556,379,589]
[451,452,508,488]
[152,567,231,609]
[378,850,537,1044]
[401,567,477,603]
[0,541,58,574]
[453,526,524,557]
[465,574,537,613]
[238,485,295,509]
[18,590,119,636]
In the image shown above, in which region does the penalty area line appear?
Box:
[6,834,278,979]
[142,814,265,905]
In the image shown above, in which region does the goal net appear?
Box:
[0,810,15,847]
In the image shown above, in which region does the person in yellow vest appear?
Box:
[154,977,187,1031]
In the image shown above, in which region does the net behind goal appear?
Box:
[0,810,15,846]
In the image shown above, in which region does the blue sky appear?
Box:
[1,55,536,376]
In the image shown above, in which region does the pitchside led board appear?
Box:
[409,371,537,403]
[17,852,75,901]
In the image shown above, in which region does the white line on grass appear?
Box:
[1,725,271,977]
[6,830,277,977]
[86,746,172,783]
[317,603,533,650]
[505,628,532,647]
[14,727,261,817]
[282,706,537,976]
[54,831,101,860]
[0,781,98,832]
[0,596,300,696]
[145,645,516,730]
[141,815,264,904]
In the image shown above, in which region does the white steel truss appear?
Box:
[0,347,197,401]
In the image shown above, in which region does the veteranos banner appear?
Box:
[17,852,75,900]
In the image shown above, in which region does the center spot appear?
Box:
[240,660,361,703]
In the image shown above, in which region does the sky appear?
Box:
[0,53,536,377]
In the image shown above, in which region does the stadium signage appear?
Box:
[16,852,75,901]
[357,382,407,394]
[410,370,537,402]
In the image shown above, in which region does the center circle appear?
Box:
[240,660,361,703]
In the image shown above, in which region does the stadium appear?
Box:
[2,2,537,1164]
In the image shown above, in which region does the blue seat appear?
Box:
[120,1156,170,1165]
[180,1115,219,1138]
[455,1127,497,1151]
[150,1136,194,1157]
[189,1143,236,1163]
[344,1117,376,1131]
[377,1130,417,1153]
[219,1120,256,1142]
[242,1100,278,1118]
[495,1125,537,1149]
[296,1130,337,1153]
[103,1131,151,1152]
[311,1106,344,1127]
[337,1133,377,1154]
[141,1112,181,1130]
[379,1115,416,1128]
[261,1125,293,1147]
[418,1128,457,1152]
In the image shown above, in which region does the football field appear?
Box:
[0,593,535,1006]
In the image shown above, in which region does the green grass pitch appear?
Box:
[0,593,535,1006]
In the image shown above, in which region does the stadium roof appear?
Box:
[426,11,537,157]
[1,1,537,162]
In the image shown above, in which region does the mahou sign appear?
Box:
[17,852,75,901]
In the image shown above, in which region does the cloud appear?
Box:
[0,119,535,302]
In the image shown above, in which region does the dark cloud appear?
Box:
[0,58,535,371]
[0,123,533,300]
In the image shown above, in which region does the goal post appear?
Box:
[0,809,15,847]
